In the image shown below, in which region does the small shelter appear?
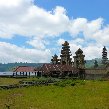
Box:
[13,66,40,77]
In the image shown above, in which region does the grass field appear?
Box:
[0,78,109,109]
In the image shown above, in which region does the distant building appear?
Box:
[39,64,78,78]
[102,46,108,64]
[60,41,72,65]
[41,41,85,79]
[13,66,41,77]
[12,42,109,80]
[73,48,86,79]
[85,66,109,80]
[73,48,85,69]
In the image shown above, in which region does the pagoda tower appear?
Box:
[60,41,72,65]
[102,46,108,64]
[51,54,60,64]
[73,48,85,69]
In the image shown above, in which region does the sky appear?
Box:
[0,0,109,63]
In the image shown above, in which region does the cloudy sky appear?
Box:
[0,0,109,63]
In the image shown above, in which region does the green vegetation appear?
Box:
[0,59,104,71]
[0,63,43,71]
[85,58,103,68]
[0,78,109,109]
[0,78,22,85]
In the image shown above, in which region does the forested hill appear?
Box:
[85,58,102,68]
[0,63,45,72]
[0,58,102,72]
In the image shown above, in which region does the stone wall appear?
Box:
[85,69,108,80]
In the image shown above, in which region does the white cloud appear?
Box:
[57,38,65,46]
[0,0,109,62]
[69,43,103,60]
[69,18,87,36]
[92,26,109,45]
[57,39,104,60]
[0,42,51,63]
[0,0,108,45]
[83,45,103,60]
[0,0,70,39]
[27,38,46,49]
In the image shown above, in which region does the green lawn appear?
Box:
[0,79,109,109]
[0,78,22,85]
[0,77,40,85]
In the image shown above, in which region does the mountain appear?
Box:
[0,63,45,72]
[85,58,102,68]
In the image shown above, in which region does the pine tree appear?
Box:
[51,54,60,64]
[94,60,98,68]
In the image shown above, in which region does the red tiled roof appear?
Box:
[14,66,36,72]
[39,64,78,74]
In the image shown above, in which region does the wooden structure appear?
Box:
[13,66,41,77]
[85,68,108,80]
[39,64,78,78]
[73,48,86,79]
[60,41,72,65]
[102,46,108,64]
[73,48,85,69]
[50,42,86,79]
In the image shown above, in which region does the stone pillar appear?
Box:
[26,72,27,76]
[35,72,36,77]
[23,72,24,76]
[29,72,30,78]
[13,72,14,76]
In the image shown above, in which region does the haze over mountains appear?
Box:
[0,58,102,72]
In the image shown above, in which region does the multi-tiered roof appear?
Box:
[102,46,108,64]
[60,41,72,65]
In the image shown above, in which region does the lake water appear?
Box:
[0,72,13,76]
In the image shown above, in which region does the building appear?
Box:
[40,41,85,79]
[102,46,108,64]
[73,48,86,79]
[39,64,78,78]
[12,42,109,80]
[73,48,85,69]
[13,66,41,77]
[60,41,72,65]
[85,68,109,80]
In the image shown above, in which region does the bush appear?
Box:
[54,79,76,87]
[54,81,66,87]
[54,79,86,87]
[71,83,76,86]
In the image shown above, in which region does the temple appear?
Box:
[12,41,109,80]
[73,48,85,69]
[102,46,108,64]
[39,41,85,78]
[60,41,72,65]
[73,48,85,79]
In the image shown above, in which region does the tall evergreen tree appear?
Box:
[94,60,98,68]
